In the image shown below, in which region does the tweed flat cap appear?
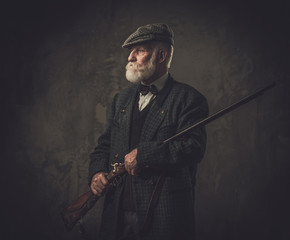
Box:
[122,23,174,48]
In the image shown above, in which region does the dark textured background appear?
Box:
[1,0,290,239]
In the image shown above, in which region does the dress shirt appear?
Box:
[138,72,168,111]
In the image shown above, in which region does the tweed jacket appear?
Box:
[88,75,208,240]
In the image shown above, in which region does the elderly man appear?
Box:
[88,23,208,240]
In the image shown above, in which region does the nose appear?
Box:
[128,50,136,62]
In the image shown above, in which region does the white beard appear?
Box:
[125,53,157,83]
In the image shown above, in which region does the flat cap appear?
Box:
[122,23,174,48]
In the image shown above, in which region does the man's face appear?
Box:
[125,43,157,83]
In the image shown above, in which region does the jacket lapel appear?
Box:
[140,76,174,142]
[119,85,138,153]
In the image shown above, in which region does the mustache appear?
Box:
[126,62,146,71]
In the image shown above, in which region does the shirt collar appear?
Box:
[141,72,168,92]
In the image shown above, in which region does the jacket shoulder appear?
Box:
[111,83,138,108]
[117,84,137,97]
[170,78,208,104]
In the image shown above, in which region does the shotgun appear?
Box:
[60,82,275,231]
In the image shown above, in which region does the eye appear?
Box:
[137,49,145,54]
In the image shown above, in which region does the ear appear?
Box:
[158,50,167,64]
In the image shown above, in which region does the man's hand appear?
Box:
[90,172,109,196]
[124,148,138,175]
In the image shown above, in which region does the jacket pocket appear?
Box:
[113,107,127,128]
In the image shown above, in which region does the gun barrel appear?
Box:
[164,82,275,143]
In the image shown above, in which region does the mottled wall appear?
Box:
[1,0,290,240]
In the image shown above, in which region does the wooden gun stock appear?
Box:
[60,163,126,231]
[60,191,97,231]
[60,82,275,231]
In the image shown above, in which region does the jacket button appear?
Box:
[114,153,119,158]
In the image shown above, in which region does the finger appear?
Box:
[94,186,104,195]
[125,153,133,162]
[124,161,130,173]
[100,175,108,186]
[90,185,98,195]
[95,182,105,190]
[124,156,128,165]
[92,181,104,194]
[131,169,136,176]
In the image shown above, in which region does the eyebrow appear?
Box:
[130,45,150,51]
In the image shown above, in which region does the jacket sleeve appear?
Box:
[88,94,117,185]
[136,92,208,170]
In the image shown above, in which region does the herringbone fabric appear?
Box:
[89,75,208,240]
[122,23,174,48]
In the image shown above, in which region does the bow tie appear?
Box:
[138,84,158,95]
